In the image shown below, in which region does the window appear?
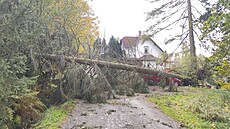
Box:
[144,46,149,54]
[132,47,136,58]
[132,47,136,53]
[147,63,150,68]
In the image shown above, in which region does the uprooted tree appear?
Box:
[35,52,181,101]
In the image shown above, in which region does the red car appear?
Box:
[144,74,181,86]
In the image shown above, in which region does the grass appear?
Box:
[148,87,230,129]
[34,100,77,129]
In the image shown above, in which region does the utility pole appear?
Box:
[187,0,198,84]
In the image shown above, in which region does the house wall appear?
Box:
[122,38,165,70]
[123,47,136,58]
[136,39,163,58]
[123,39,163,59]
[142,61,164,70]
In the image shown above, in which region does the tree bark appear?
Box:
[187,0,198,83]
[36,54,181,78]
[187,0,196,57]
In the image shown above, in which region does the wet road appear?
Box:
[62,95,181,129]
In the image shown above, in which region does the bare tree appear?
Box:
[146,0,211,82]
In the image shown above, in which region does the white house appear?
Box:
[120,32,164,69]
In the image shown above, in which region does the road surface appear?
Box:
[62,94,181,129]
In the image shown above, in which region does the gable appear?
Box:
[138,35,164,52]
[138,39,163,53]
[121,35,163,53]
[120,36,139,48]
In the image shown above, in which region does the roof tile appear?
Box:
[120,36,139,48]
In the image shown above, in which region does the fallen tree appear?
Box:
[34,53,181,104]
[35,54,181,78]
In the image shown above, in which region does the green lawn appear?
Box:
[148,87,230,129]
[34,100,77,129]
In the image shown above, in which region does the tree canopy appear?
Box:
[0,0,98,128]
[42,0,99,53]
[201,0,230,83]
[108,36,123,58]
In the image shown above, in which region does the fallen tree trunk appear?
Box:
[36,54,181,78]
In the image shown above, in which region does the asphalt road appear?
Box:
[62,95,181,129]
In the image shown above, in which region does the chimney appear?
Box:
[139,31,142,37]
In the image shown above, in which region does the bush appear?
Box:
[146,80,157,85]
[114,85,127,95]
[60,65,109,103]
[132,81,149,94]
[0,57,46,128]
[114,85,135,96]
[221,83,230,90]
[13,92,46,128]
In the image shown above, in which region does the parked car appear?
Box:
[144,74,182,86]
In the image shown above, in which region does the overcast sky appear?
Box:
[90,0,212,55]
[90,0,151,38]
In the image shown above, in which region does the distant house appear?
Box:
[120,31,164,69]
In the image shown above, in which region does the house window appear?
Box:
[144,46,149,54]
[147,63,150,68]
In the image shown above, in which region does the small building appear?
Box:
[120,31,164,69]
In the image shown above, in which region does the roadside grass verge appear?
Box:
[148,87,230,129]
[34,100,77,129]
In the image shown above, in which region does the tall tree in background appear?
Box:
[174,42,192,78]
[187,0,197,76]
[173,42,208,85]
[108,36,123,58]
[42,0,99,53]
[146,0,210,82]
[93,37,107,58]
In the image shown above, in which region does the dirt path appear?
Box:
[62,94,181,129]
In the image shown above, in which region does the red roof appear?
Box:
[120,36,139,48]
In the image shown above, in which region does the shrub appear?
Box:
[114,85,135,96]
[114,85,127,95]
[132,81,149,94]
[0,57,46,128]
[221,83,230,90]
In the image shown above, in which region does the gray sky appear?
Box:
[90,0,212,56]
[90,0,151,39]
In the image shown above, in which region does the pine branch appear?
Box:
[152,16,188,35]
[165,8,188,31]
[192,5,203,15]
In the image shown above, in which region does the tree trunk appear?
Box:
[36,54,181,78]
[187,0,198,84]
